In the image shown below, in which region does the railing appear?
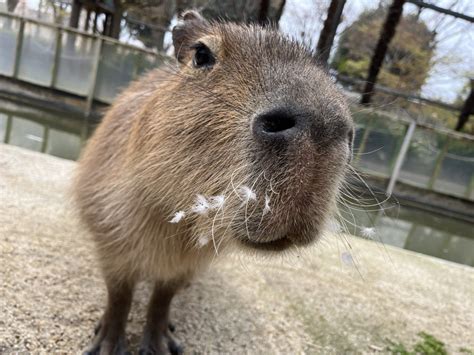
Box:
[1,11,473,202]
[0,11,165,111]
[351,108,474,201]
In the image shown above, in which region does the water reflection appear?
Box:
[341,204,474,267]
[0,99,94,160]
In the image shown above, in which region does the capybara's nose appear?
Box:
[252,107,302,144]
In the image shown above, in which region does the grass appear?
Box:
[387,331,472,355]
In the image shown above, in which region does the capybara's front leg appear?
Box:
[84,279,135,355]
[138,280,184,355]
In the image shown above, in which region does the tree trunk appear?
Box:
[110,0,123,39]
[176,0,285,24]
[69,0,81,29]
[275,0,286,25]
[258,0,270,25]
[455,80,474,131]
[84,10,91,32]
[316,0,346,66]
[7,0,19,12]
[360,0,406,105]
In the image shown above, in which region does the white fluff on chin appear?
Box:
[191,194,210,215]
[263,194,271,215]
[169,211,186,223]
[209,195,225,210]
[197,234,210,247]
[237,185,257,203]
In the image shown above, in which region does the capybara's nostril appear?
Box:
[253,108,299,143]
[260,111,296,133]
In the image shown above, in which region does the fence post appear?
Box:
[50,28,62,87]
[4,115,13,143]
[427,136,450,190]
[41,125,49,153]
[386,119,416,196]
[467,176,474,200]
[85,37,103,116]
[353,116,373,165]
[13,18,25,78]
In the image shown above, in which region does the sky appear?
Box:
[4,0,474,103]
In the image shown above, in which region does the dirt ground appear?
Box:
[1,143,473,354]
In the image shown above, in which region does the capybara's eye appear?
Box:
[191,43,215,69]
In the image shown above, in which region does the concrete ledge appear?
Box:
[0,144,473,353]
[0,75,106,121]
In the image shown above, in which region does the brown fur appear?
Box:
[74,11,353,353]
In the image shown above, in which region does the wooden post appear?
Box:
[316,0,346,65]
[50,28,62,88]
[360,0,405,105]
[13,18,25,78]
[386,119,416,196]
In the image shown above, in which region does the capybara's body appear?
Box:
[74,11,353,354]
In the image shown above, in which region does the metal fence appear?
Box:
[0,11,164,109]
[1,11,473,202]
[352,108,474,201]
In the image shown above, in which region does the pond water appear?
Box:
[0,98,95,160]
[338,199,473,267]
[1,98,473,267]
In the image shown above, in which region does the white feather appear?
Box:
[169,211,185,223]
[191,194,210,215]
[238,185,256,203]
[209,195,225,210]
[197,235,209,247]
[263,194,271,215]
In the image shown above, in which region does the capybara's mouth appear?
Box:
[239,235,294,252]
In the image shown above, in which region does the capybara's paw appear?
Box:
[83,322,130,355]
[138,329,183,355]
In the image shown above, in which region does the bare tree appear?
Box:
[361,0,406,105]
[316,0,346,65]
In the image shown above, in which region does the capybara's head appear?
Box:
[132,11,354,253]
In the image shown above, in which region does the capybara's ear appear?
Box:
[172,10,209,63]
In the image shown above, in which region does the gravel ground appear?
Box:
[1,144,473,354]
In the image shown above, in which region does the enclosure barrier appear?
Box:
[352,108,474,201]
[0,11,473,201]
[0,11,164,109]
